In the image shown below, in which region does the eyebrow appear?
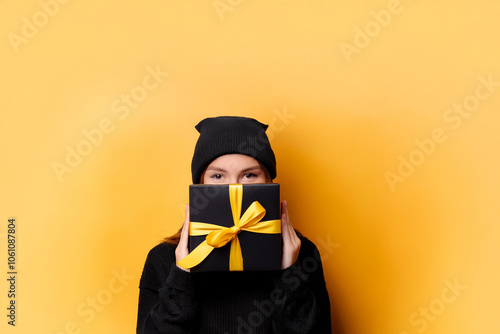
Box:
[240,166,262,173]
[206,166,262,173]
[206,166,227,172]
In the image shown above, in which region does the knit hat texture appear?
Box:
[191,116,276,184]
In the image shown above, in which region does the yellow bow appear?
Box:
[177,184,281,271]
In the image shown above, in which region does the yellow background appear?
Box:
[1,0,499,333]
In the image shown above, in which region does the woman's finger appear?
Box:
[179,204,190,246]
[281,200,301,269]
[176,204,191,272]
[281,200,290,239]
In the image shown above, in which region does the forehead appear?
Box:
[207,154,260,169]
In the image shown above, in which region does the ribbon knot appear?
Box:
[205,225,241,248]
[177,184,281,271]
[231,225,242,234]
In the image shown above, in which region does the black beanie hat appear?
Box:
[191,116,277,184]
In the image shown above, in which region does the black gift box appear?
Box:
[188,183,281,272]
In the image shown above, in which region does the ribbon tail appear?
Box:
[177,240,215,269]
[229,236,244,271]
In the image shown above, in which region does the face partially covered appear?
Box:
[202,154,269,184]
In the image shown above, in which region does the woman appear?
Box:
[137,116,331,333]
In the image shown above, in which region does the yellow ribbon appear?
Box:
[177,184,281,271]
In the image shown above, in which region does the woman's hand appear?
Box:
[281,200,301,269]
[175,204,191,272]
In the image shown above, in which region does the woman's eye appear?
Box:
[244,173,256,179]
[211,174,222,179]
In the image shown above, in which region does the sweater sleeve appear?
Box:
[137,243,199,334]
[271,237,332,334]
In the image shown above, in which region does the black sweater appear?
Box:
[137,236,331,333]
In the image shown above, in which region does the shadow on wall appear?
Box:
[277,144,347,334]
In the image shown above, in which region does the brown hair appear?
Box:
[163,162,272,245]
